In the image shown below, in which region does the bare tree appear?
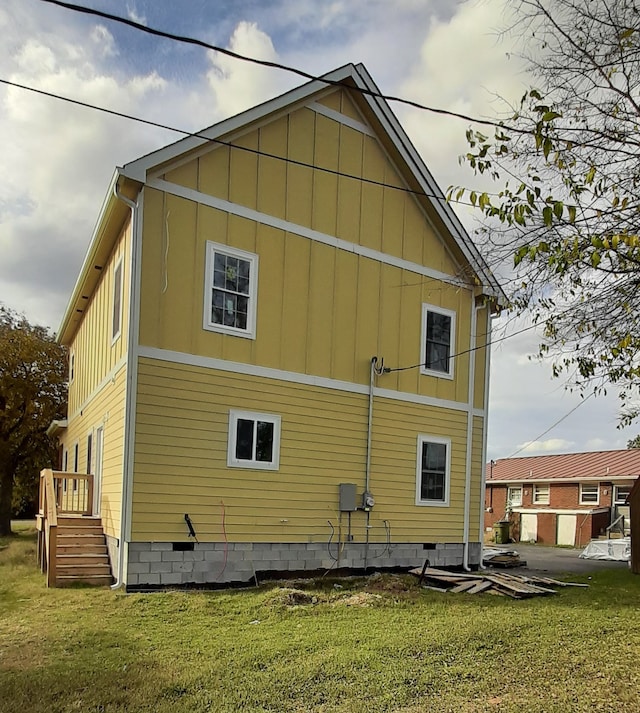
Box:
[453,0,640,419]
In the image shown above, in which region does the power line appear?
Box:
[0,76,490,209]
[506,391,596,459]
[38,0,514,132]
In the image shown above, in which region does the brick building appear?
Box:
[485,450,640,547]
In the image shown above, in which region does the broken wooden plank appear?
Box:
[450,581,479,593]
[465,580,494,594]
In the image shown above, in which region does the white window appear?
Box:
[533,484,550,504]
[227,410,280,470]
[579,484,599,505]
[614,485,632,505]
[112,258,123,343]
[204,242,258,339]
[507,486,522,507]
[415,435,450,506]
[69,351,75,384]
[420,304,455,379]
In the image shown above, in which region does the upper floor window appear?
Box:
[69,351,75,384]
[112,258,123,343]
[533,484,550,504]
[421,304,455,379]
[507,485,522,507]
[227,410,281,470]
[579,484,599,505]
[415,435,450,506]
[204,241,258,339]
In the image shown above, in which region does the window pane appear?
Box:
[420,442,447,502]
[256,421,274,462]
[235,419,254,460]
[425,311,451,372]
[225,257,239,291]
[223,294,237,326]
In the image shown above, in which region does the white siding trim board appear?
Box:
[146,178,470,290]
[137,346,482,415]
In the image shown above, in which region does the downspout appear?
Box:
[364,357,377,570]
[111,178,141,590]
[462,295,479,571]
[478,307,494,569]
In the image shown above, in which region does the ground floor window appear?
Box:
[227,410,281,470]
[416,435,450,506]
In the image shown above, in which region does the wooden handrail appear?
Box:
[38,469,96,586]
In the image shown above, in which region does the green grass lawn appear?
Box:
[2,523,640,713]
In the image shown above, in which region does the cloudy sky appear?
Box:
[1,0,635,459]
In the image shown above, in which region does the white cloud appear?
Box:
[90,25,117,58]
[127,5,147,26]
[514,438,575,455]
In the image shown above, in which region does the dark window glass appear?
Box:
[420,441,447,502]
[425,311,451,373]
[112,262,122,339]
[86,434,92,475]
[235,419,254,460]
[256,421,274,462]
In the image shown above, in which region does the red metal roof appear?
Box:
[486,449,640,482]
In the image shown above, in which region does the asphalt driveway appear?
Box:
[487,542,630,576]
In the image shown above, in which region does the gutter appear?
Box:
[478,307,494,568]
[111,174,142,590]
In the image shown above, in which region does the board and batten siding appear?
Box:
[67,218,131,414]
[138,196,476,404]
[131,357,477,544]
[60,219,130,537]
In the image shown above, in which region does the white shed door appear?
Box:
[557,514,577,546]
[520,513,537,542]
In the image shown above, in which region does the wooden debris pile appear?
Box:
[409,565,588,599]
[482,548,526,568]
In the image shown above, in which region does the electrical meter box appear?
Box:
[339,483,357,512]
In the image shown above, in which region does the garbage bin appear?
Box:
[493,521,510,545]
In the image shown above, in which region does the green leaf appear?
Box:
[553,201,564,219]
[568,205,576,223]
[543,206,553,226]
[542,111,562,122]
[591,251,601,268]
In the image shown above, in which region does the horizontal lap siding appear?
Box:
[58,365,126,538]
[371,398,468,541]
[132,357,471,544]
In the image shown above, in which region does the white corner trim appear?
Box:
[137,345,476,414]
[307,101,375,136]
[146,178,470,290]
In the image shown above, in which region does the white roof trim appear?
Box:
[488,475,639,484]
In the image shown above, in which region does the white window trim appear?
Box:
[533,484,550,505]
[507,485,523,507]
[579,483,600,505]
[203,241,258,340]
[415,434,451,507]
[111,257,123,345]
[420,303,456,380]
[613,485,632,506]
[227,410,281,470]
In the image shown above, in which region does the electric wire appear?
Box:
[39,0,518,132]
[0,76,490,208]
[505,391,596,459]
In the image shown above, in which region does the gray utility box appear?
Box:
[339,483,357,512]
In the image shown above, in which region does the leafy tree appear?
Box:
[0,306,67,535]
[452,0,640,420]
[627,435,640,449]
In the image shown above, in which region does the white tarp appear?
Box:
[579,538,630,561]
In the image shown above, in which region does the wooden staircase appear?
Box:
[55,516,113,587]
[37,469,114,588]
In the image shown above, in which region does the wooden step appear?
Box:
[57,540,107,555]
[56,574,113,587]
[57,560,112,578]
[57,516,102,527]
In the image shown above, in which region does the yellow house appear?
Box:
[52,63,504,589]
